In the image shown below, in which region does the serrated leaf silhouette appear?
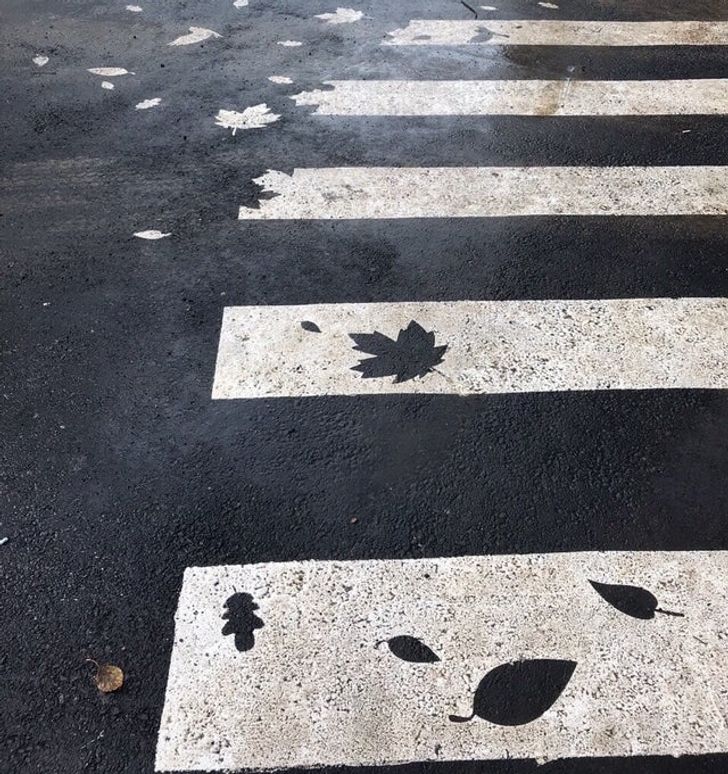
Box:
[376,635,440,663]
[222,592,264,652]
[350,320,447,383]
[449,659,577,725]
[589,580,684,619]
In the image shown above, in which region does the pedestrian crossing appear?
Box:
[384,19,728,46]
[160,3,728,771]
[292,79,728,116]
[157,552,728,771]
[239,166,728,221]
[212,299,728,399]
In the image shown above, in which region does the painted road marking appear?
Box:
[211,298,728,399]
[238,166,728,220]
[292,79,728,116]
[384,20,728,46]
[156,551,728,771]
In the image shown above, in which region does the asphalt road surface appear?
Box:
[2,1,728,773]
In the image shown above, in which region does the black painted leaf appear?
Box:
[222,592,264,652]
[301,320,321,333]
[378,635,440,663]
[350,320,447,383]
[589,580,683,620]
[449,659,577,726]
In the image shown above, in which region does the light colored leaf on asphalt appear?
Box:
[33,55,49,67]
[214,104,280,135]
[135,97,162,110]
[169,27,222,46]
[126,4,143,11]
[233,0,249,6]
[87,660,124,693]
[88,67,133,76]
[277,40,302,47]
[101,81,115,90]
[268,75,293,84]
[134,229,171,240]
[315,8,364,24]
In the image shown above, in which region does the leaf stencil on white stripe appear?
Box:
[384,20,728,46]
[292,79,728,116]
[238,166,728,220]
[211,298,728,399]
[155,551,728,771]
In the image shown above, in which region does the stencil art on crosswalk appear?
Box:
[384,20,728,46]
[211,299,728,399]
[239,167,728,220]
[292,79,728,116]
[156,552,728,771]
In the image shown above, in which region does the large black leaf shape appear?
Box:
[350,320,447,383]
[449,659,577,725]
[376,635,440,663]
[589,580,684,620]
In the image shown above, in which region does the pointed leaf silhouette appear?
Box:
[301,320,321,333]
[350,320,447,383]
[376,635,440,663]
[449,659,576,725]
[589,580,683,619]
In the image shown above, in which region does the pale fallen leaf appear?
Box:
[126,4,143,11]
[233,0,249,6]
[277,40,302,47]
[88,67,133,76]
[134,229,171,240]
[214,104,280,135]
[169,27,222,46]
[87,660,124,693]
[33,55,49,67]
[315,7,364,24]
[135,97,162,110]
[538,1,559,7]
[481,5,497,9]
[101,81,115,90]
[268,75,293,84]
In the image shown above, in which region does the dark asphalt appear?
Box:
[2,0,728,772]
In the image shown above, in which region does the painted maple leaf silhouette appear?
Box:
[349,320,447,383]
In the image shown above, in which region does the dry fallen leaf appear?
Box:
[87,659,124,692]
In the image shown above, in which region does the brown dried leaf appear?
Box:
[87,659,124,692]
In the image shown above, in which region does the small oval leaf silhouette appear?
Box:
[589,580,684,620]
[449,659,576,725]
[300,321,321,333]
[377,635,440,663]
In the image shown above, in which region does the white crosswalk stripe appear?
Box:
[156,551,728,771]
[239,166,728,220]
[211,299,728,399]
[292,79,728,116]
[384,19,728,46]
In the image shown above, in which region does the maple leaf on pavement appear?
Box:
[349,320,447,383]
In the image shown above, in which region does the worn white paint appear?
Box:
[277,40,303,46]
[32,55,49,67]
[214,104,280,134]
[156,551,728,771]
[384,20,728,46]
[101,81,115,90]
[292,79,728,116]
[268,75,293,84]
[88,67,133,76]
[315,7,364,24]
[134,230,170,240]
[238,166,728,220]
[135,97,161,110]
[168,27,221,46]
[211,298,728,399]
